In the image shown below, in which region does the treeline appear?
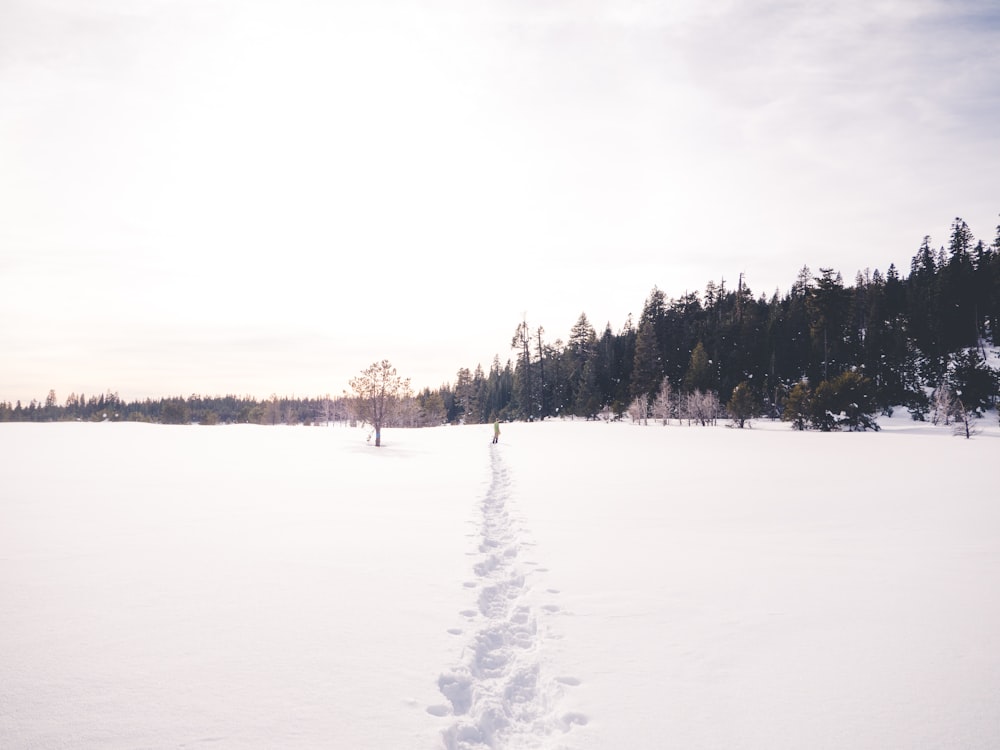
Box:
[0,386,484,428]
[4,215,998,429]
[0,391,353,426]
[440,215,1000,426]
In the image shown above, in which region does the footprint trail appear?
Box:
[430,445,586,749]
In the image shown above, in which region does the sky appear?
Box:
[2,0,999,404]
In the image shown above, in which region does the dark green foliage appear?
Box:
[949,348,996,414]
[806,268,850,381]
[782,382,812,431]
[727,381,759,428]
[682,342,713,393]
[630,316,662,402]
[826,371,880,432]
[781,372,879,432]
[160,399,190,425]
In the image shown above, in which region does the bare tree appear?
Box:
[650,378,673,425]
[349,360,410,447]
[317,394,347,426]
[395,391,421,428]
[682,389,722,426]
[930,384,958,426]
[628,393,649,425]
[952,397,979,439]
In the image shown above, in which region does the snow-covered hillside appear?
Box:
[2,417,998,749]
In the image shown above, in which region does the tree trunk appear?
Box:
[375,425,382,447]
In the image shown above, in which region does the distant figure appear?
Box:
[492,419,500,444]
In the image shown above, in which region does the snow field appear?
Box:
[503,417,1000,749]
[1,423,486,748]
[2,415,999,749]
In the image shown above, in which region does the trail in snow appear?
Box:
[429,444,587,749]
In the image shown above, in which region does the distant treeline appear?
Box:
[4,215,999,428]
[0,392,352,426]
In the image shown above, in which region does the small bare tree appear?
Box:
[394,385,420,428]
[952,397,979,439]
[651,379,673,425]
[628,393,649,425]
[931,384,960,426]
[349,360,410,447]
[682,389,722,426]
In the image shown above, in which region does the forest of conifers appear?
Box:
[4,215,998,429]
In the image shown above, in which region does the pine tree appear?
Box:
[807,268,849,380]
[949,348,996,414]
[682,342,712,393]
[940,218,977,350]
[455,367,479,424]
[630,316,661,403]
[349,360,409,447]
[567,313,598,416]
[727,381,758,428]
[511,318,534,420]
[783,381,811,431]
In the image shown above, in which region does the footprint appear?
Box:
[542,604,560,613]
[438,672,473,715]
[547,588,560,594]
[509,606,531,625]
[447,628,463,636]
[474,556,499,576]
[459,609,477,618]
[463,581,477,588]
[555,676,581,686]
[426,705,451,717]
[561,712,589,728]
[535,567,549,573]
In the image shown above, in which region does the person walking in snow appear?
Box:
[492,418,500,444]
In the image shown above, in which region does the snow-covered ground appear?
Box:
[2,415,999,749]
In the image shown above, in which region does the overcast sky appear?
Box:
[2,0,998,404]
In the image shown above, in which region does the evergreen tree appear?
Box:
[806,268,850,380]
[609,317,636,415]
[349,360,409,447]
[949,348,996,414]
[454,367,478,424]
[511,318,535,420]
[828,370,879,431]
[630,316,661,405]
[783,381,811,431]
[727,381,758,428]
[566,313,599,417]
[907,235,944,367]
[682,342,712,393]
[940,217,977,350]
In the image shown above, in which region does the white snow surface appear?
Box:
[2,416,999,749]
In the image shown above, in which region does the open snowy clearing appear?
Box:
[2,416,999,749]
